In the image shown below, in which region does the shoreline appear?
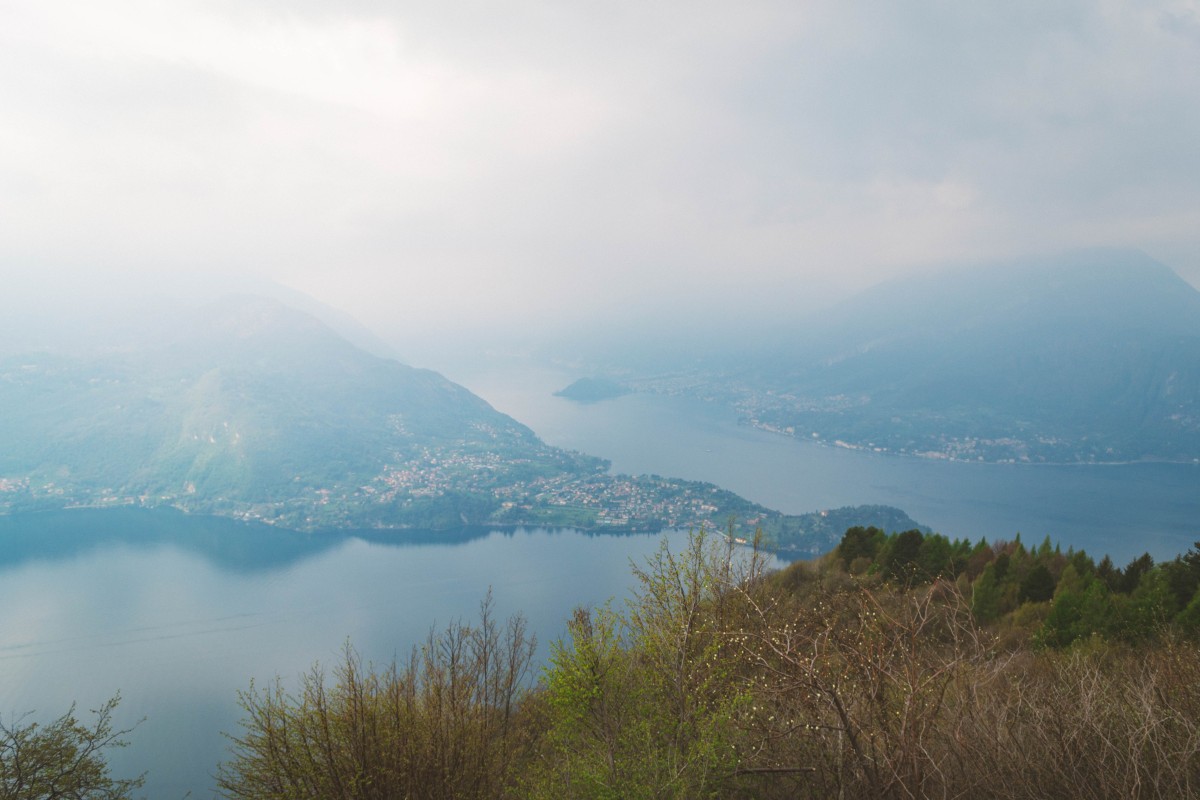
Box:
[740,419,1200,468]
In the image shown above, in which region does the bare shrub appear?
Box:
[217,593,536,800]
[958,640,1200,799]
[729,576,1200,800]
[730,579,993,799]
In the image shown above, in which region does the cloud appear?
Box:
[2,0,1198,348]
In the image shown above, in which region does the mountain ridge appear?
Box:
[622,249,1200,463]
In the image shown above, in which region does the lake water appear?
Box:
[3,359,1197,797]
[0,510,730,798]
[448,360,1200,565]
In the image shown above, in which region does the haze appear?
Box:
[3,1,1200,362]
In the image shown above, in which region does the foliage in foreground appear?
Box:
[216,592,536,800]
[0,694,143,800]
[217,531,1200,799]
[526,535,763,799]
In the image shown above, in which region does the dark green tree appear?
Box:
[836,526,882,569]
[1039,580,1114,648]
[883,529,925,583]
[1162,542,1200,611]
[992,552,1011,582]
[1175,590,1200,638]
[1036,535,1055,559]
[917,534,955,581]
[1110,569,1177,642]
[1067,549,1095,582]
[971,564,1004,623]
[1117,553,1155,595]
[1019,563,1057,604]
[1096,555,1119,591]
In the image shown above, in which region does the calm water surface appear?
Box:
[0,510,730,798]
[450,360,1200,564]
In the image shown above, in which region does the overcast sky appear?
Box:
[3,0,1200,350]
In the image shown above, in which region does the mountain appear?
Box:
[628,249,1200,463]
[0,293,922,548]
[0,295,595,527]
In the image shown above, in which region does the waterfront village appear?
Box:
[364,444,756,531]
[0,441,763,535]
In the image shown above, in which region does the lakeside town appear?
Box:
[347,443,763,532]
[0,437,923,556]
[0,440,759,535]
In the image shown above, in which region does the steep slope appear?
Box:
[0,295,596,525]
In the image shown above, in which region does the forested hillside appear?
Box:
[209,530,1200,799]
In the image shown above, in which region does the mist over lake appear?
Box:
[452,361,1200,566]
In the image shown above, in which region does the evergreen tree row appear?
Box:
[833,526,1200,647]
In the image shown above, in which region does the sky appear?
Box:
[3,0,1200,354]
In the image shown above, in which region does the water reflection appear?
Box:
[0,508,701,574]
[0,510,737,799]
[0,508,334,573]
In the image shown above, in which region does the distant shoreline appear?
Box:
[739,418,1200,468]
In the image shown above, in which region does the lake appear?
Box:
[2,359,1197,797]
[0,509,736,798]
[448,359,1200,565]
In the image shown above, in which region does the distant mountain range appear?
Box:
[620,249,1200,463]
[0,293,921,552]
